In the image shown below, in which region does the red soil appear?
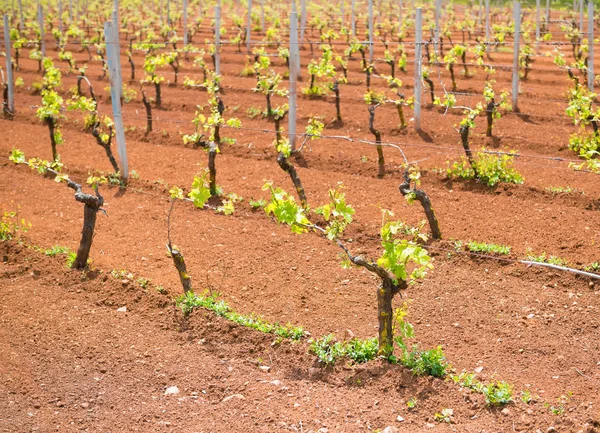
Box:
[2,11,600,431]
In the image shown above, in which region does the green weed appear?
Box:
[521,390,534,404]
[65,251,77,268]
[0,211,31,241]
[434,408,454,423]
[525,250,569,267]
[467,241,511,255]
[308,334,346,365]
[403,346,449,377]
[447,152,524,187]
[176,290,305,341]
[41,245,71,257]
[482,381,514,406]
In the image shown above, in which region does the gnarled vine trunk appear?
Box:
[207,141,218,196]
[46,117,58,162]
[399,169,442,240]
[166,200,192,293]
[69,183,104,269]
[141,89,153,135]
[91,125,120,173]
[459,124,479,178]
[333,81,342,122]
[154,81,162,108]
[485,100,495,137]
[344,250,405,357]
[3,85,14,120]
[424,76,435,104]
[274,116,307,205]
[368,105,385,178]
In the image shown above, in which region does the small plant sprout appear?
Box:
[264,183,432,358]
[482,381,514,406]
[434,408,454,423]
[0,211,31,242]
[406,397,417,409]
[521,390,534,404]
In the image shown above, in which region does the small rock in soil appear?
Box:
[259,366,271,372]
[116,306,127,313]
[382,427,398,433]
[474,366,484,373]
[547,427,557,433]
[270,380,283,386]
[164,386,179,396]
[80,402,89,409]
[501,408,510,415]
[222,394,245,402]
[344,329,355,340]
[396,416,405,422]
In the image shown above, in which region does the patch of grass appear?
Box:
[467,241,511,255]
[402,346,449,377]
[249,199,267,210]
[451,371,483,391]
[343,338,379,364]
[65,251,77,268]
[308,334,379,366]
[246,106,262,119]
[447,152,524,187]
[31,244,71,257]
[309,334,346,365]
[524,250,569,267]
[545,185,573,195]
[176,290,305,341]
[451,372,514,406]
[392,302,450,378]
